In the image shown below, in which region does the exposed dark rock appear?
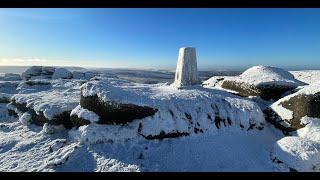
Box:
[263,108,295,134]
[70,114,91,127]
[80,95,158,125]
[280,92,320,129]
[221,80,295,100]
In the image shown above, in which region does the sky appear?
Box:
[0,8,320,70]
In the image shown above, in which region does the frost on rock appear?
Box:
[10,79,82,128]
[220,65,305,100]
[172,47,199,88]
[52,68,73,79]
[76,77,265,143]
[272,117,320,172]
[268,82,320,130]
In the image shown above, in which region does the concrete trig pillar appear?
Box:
[172,47,199,88]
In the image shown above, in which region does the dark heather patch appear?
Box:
[80,95,158,125]
[142,130,189,140]
[280,92,320,130]
[240,124,244,128]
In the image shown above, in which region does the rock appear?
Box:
[3,73,22,81]
[270,82,320,130]
[72,71,86,80]
[10,79,80,128]
[80,94,158,125]
[78,77,265,141]
[21,66,56,80]
[0,93,12,103]
[172,47,199,88]
[221,66,305,100]
[52,68,73,79]
[70,105,99,127]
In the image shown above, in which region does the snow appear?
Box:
[172,47,199,88]
[0,81,19,94]
[12,79,81,120]
[0,117,284,172]
[1,68,320,172]
[52,68,73,79]
[290,70,320,84]
[81,77,266,137]
[234,65,304,87]
[18,112,31,125]
[70,105,99,123]
[272,116,320,171]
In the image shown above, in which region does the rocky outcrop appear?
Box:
[75,77,266,141]
[22,66,55,80]
[269,82,320,130]
[220,66,305,100]
[80,94,158,125]
[52,68,73,79]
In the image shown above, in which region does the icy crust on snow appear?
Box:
[11,79,81,120]
[77,77,266,144]
[273,117,320,171]
[228,65,304,88]
[70,105,99,123]
[270,82,320,121]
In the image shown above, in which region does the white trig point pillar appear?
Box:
[172,47,199,88]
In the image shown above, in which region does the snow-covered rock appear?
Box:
[10,79,82,128]
[272,117,320,172]
[269,81,320,130]
[220,66,305,100]
[0,73,22,81]
[21,66,55,80]
[16,80,52,94]
[0,81,19,94]
[77,77,265,142]
[70,105,99,127]
[19,112,32,125]
[172,47,199,88]
[52,68,73,79]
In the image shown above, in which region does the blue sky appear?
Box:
[0,8,320,70]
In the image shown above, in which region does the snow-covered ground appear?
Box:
[0,67,320,172]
